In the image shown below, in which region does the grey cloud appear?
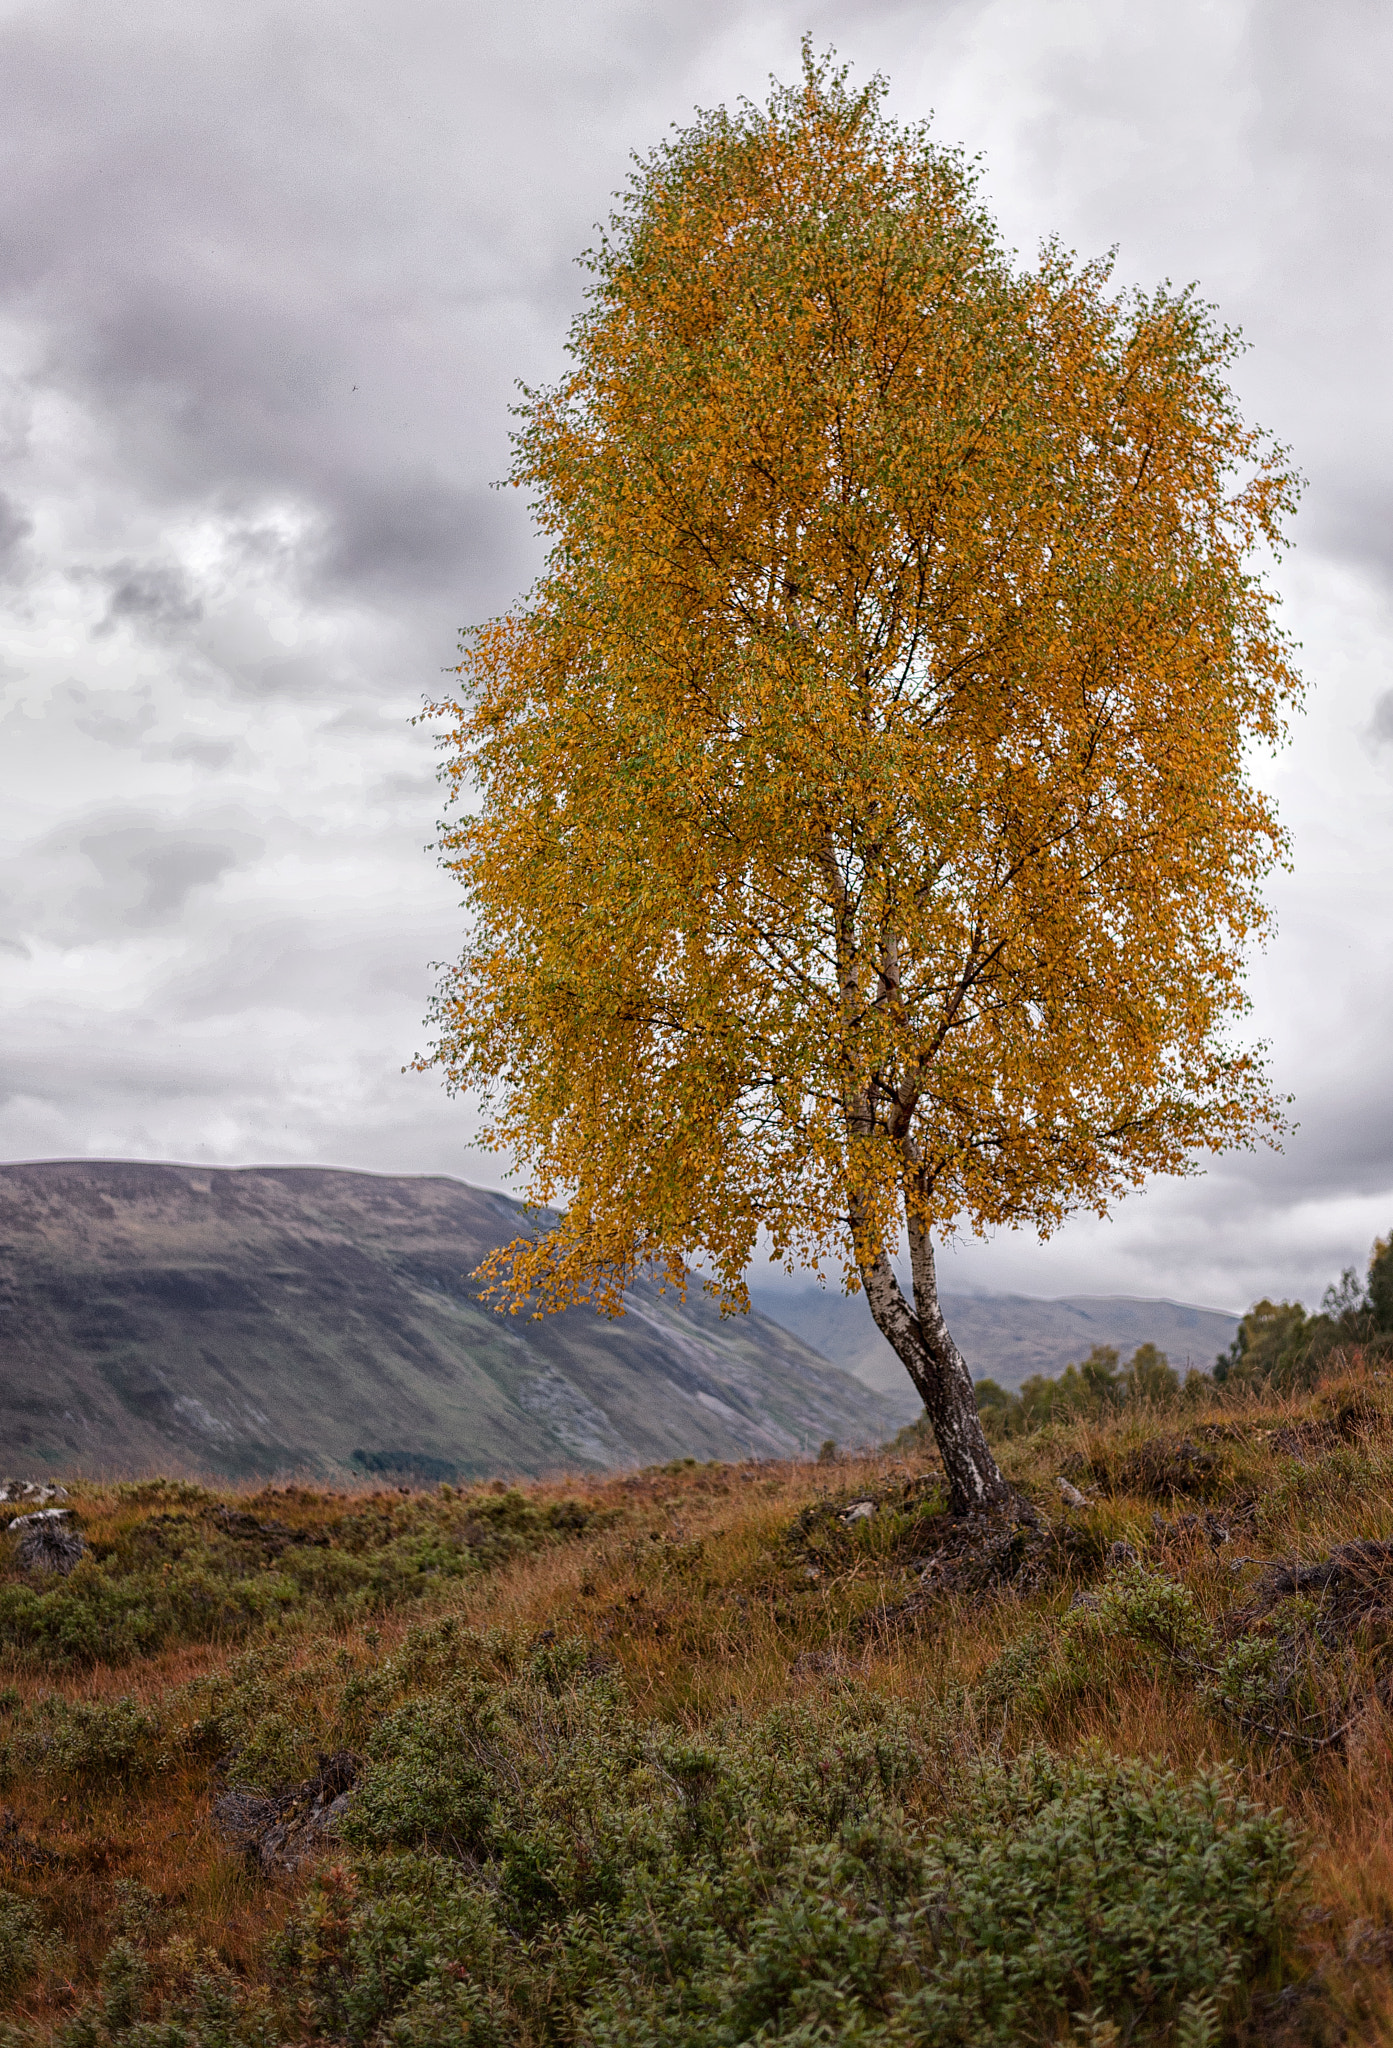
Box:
[0,1026,275,1110]
[315,479,518,599]
[159,912,447,1022]
[0,374,32,465]
[65,680,158,747]
[156,732,244,769]
[2,813,266,943]
[0,491,32,578]
[95,562,204,640]
[1316,486,1393,594]
[367,767,439,804]
[0,3,593,629]
[58,680,250,766]
[1372,691,1393,747]
[74,821,261,926]
[203,651,383,708]
[0,1026,481,1186]
[211,652,338,701]
[0,0,783,653]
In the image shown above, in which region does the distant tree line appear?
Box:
[969,1231,1393,1438]
[972,1342,1205,1440]
[1213,1230,1393,1391]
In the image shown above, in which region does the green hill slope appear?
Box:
[0,1161,899,1478]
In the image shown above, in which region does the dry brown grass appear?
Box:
[6,1366,1393,2038]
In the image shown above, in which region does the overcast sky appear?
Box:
[1,0,1390,1316]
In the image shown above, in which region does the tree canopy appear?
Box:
[425,52,1300,1510]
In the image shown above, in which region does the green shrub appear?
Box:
[96,1940,150,2033]
[276,1655,1300,2047]
[0,1695,162,1788]
[1057,1562,1363,1750]
[0,1891,43,1999]
[178,1640,340,1787]
[674,1751,1294,2048]
[223,1710,314,1793]
[1085,1563,1217,1660]
[0,1638,1305,2047]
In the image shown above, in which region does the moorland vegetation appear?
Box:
[3,1246,1393,2045]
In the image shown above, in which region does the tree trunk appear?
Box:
[852,1204,1011,1516]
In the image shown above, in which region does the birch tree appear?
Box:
[424,52,1300,1513]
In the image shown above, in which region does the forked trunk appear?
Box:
[853,1209,1011,1516]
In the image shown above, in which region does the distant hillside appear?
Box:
[750,1281,1240,1421]
[0,1162,900,1479]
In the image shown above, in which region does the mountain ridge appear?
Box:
[0,1160,900,1478]
[747,1279,1240,1410]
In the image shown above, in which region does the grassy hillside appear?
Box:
[3,1361,1393,2042]
[0,1163,899,1477]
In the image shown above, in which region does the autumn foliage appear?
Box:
[425,53,1300,1508]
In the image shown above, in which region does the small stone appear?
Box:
[1056,1477,1090,1509]
[840,1500,876,1524]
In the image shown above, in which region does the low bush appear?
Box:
[0,1695,163,1789]
[2,1651,1300,2047]
[0,1890,44,2000]
[268,1658,1300,2048]
[989,1558,1382,1754]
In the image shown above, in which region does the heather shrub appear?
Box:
[993,1560,1374,1755]
[0,1696,162,1790]
[0,1628,1308,2048]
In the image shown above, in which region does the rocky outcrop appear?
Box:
[214,1752,360,1875]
